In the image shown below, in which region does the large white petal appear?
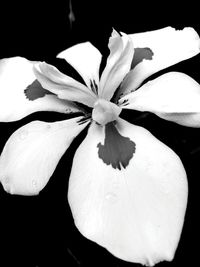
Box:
[119,27,200,96]
[0,116,89,195]
[68,118,188,266]
[34,62,97,107]
[99,30,134,100]
[57,42,102,91]
[0,57,79,122]
[119,72,200,127]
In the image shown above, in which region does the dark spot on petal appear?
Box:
[131,47,154,70]
[97,122,136,170]
[24,79,55,101]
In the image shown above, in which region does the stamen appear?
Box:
[90,79,98,94]
[92,99,122,126]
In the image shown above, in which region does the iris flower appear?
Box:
[0,27,200,266]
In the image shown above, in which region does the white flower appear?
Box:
[0,26,200,266]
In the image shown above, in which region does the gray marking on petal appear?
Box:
[131,47,154,69]
[24,79,55,101]
[97,122,136,170]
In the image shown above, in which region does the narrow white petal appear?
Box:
[120,27,200,96]
[119,72,200,127]
[68,118,188,266]
[57,42,102,90]
[99,30,134,100]
[0,57,79,122]
[0,116,89,195]
[34,62,97,107]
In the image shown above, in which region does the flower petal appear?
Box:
[119,27,200,96]
[0,57,80,122]
[68,118,187,266]
[0,116,89,195]
[34,62,97,107]
[119,72,200,127]
[57,42,102,91]
[99,29,134,100]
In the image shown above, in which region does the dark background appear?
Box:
[0,0,200,266]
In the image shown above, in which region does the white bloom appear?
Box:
[0,26,200,266]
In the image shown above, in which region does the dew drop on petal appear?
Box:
[4,177,9,185]
[32,179,37,188]
[19,130,28,140]
[4,182,13,194]
[66,108,72,113]
[164,189,170,195]
[3,179,11,192]
[105,192,118,203]
[112,180,120,190]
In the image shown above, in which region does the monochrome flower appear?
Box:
[0,26,200,266]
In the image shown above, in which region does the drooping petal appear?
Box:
[119,72,200,127]
[68,118,187,266]
[57,42,102,91]
[0,116,89,195]
[99,29,134,100]
[34,62,97,107]
[0,57,80,122]
[119,27,200,97]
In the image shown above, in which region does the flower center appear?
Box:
[92,99,122,126]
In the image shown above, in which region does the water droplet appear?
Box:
[46,124,51,130]
[19,130,28,140]
[113,181,119,189]
[163,187,169,193]
[32,180,37,187]
[145,257,154,267]
[66,108,72,113]
[3,181,10,191]
[105,192,118,203]
[3,182,14,194]
[4,177,9,185]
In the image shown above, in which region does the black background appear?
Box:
[0,1,200,266]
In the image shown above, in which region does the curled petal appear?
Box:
[57,42,102,91]
[34,62,97,107]
[68,118,187,266]
[99,29,134,100]
[0,57,79,122]
[119,27,200,96]
[0,116,89,195]
[119,72,200,127]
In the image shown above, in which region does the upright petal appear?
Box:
[0,116,89,195]
[68,118,187,266]
[119,72,200,127]
[119,27,200,97]
[57,42,102,91]
[99,30,134,100]
[0,57,79,122]
[34,62,97,107]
